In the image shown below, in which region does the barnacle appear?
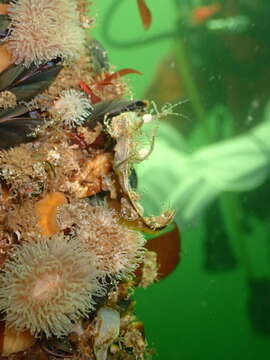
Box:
[6,0,85,66]
[0,91,17,109]
[0,235,104,337]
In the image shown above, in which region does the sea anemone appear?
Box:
[0,144,36,181]
[58,201,145,278]
[51,89,93,128]
[0,235,104,337]
[84,205,145,278]
[0,144,47,198]
[7,199,42,243]
[6,0,85,67]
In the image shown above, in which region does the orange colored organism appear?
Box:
[192,3,221,25]
[35,192,67,236]
[136,0,152,29]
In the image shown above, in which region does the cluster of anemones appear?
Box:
[0,190,145,339]
[0,1,166,359]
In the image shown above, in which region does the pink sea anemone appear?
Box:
[0,235,104,337]
[7,0,85,66]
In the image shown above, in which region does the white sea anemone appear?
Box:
[58,201,146,278]
[7,0,85,66]
[85,206,145,277]
[52,89,92,128]
[0,235,104,337]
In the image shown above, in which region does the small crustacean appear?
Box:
[108,111,174,231]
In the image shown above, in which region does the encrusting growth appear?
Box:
[35,192,67,236]
[0,0,176,358]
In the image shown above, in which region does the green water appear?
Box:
[92,1,270,359]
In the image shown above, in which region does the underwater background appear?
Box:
[92,1,270,359]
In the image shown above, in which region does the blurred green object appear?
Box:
[206,16,250,33]
[93,0,270,358]
[137,102,270,223]
[203,202,237,272]
[248,277,270,336]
